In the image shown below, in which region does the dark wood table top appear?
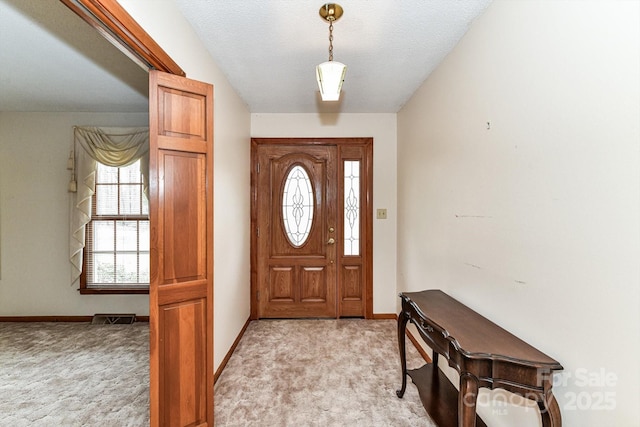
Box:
[402,290,562,369]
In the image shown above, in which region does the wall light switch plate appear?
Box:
[376,208,387,219]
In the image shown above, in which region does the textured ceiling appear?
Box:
[0,0,491,114]
[0,0,148,112]
[176,0,492,113]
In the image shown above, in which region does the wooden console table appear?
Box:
[396,290,563,427]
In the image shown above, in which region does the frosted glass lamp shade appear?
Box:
[316,61,346,101]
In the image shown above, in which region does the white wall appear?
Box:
[397,1,639,426]
[251,113,398,314]
[0,112,149,316]
[118,0,252,370]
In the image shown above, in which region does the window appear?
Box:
[282,165,314,247]
[80,160,149,294]
[344,160,360,256]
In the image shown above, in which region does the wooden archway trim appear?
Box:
[60,0,185,76]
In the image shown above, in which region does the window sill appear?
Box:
[78,287,149,295]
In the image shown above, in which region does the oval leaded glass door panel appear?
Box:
[282,165,314,247]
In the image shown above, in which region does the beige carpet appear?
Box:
[0,319,433,426]
[214,319,434,427]
[0,322,149,426]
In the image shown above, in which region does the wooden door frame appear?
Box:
[60,0,184,76]
[250,137,374,320]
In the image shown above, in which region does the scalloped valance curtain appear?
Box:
[69,126,149,285]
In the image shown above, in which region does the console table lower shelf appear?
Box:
[407,364,487,427]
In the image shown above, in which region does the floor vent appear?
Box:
[91,313,136,325]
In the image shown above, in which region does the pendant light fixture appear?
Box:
[316,3,346,101]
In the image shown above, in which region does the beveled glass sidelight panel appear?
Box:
[344,161,360,256]
[282,165,315,247]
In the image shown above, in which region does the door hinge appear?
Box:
[256,291,260,301]
[257,163,260,174]
[257,227,260,237]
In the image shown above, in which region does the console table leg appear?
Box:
[538,391,562,427]
[396,311,409,398]
[459,372,479,427]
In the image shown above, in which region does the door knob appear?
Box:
[327,237,335,245]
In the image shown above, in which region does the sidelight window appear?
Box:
[344,160,360,256]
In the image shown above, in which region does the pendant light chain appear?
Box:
[316,3,345,102]
[328,20,334,62]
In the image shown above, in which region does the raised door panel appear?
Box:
[156,83,209,154]
[158,151,206,284]
[158,88,206,139]
[340,264,363,316]
[341,265,362,300]
[160,300,207,426]
[269,266,294,302]
[300,266,327,302]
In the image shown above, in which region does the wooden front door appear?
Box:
[252,138,373,319]
[149,70,214,427]
[255,144,338,318]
